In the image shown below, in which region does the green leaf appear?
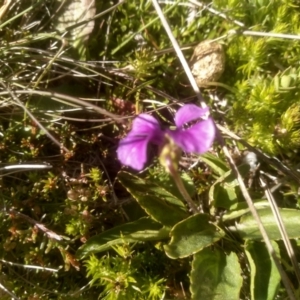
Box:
[209,164,250,210]
[200,153,229,176]
[148,171,196,200]
[229,208,300,240]
[190,248,243,300]
[164,214,225,259]
[76,217,168,258]
[222,200,269,221]
[118,171,188,227]
[245,241,280,300]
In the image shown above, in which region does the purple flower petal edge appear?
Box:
[117,133,151,170]
[117,114,163,170]
[168,117,216,154]
[174,104,209,127]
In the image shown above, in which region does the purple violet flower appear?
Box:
[117,104,216,170]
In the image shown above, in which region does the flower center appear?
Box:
[182,118,203,130]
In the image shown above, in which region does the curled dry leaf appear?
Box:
[54,0,95,55]
[191,40,225,87]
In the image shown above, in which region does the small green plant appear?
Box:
[85,244,166,300]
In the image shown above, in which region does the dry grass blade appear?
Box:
[0,282,20,300]
[259,176,300,285]
[235,30,300,40]
[0,259,58,272]
[9,209,64,242]
[151,0,206,108]
[0,163,52,177]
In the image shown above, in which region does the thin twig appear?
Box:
[0,259,58,272]
[9,209,64,241]
[152,0,206,109]
[234,29,300,41]
[259,176,300,285]
[0,282,20,300]
[0,163,52,177]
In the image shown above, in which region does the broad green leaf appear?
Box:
[164,214,225,258]
[229,208,300,240]
[245,241,280,300]
[200,153,229,176]
[118,171,188,227]
[77,217,168,258]
[148,171,196,200]
[209,164,250,210]
[190,248,242,300]
[222,200,269,221]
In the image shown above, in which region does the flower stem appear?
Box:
[170,168,198,214]
[159,134,199,213]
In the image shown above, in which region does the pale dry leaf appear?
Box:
[0,0,12,20]
[55,0,95,43]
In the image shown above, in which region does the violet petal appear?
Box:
[117,114,163,170]
[174,104,209,127]
[117,133,152,170]
[167,117,216,154]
